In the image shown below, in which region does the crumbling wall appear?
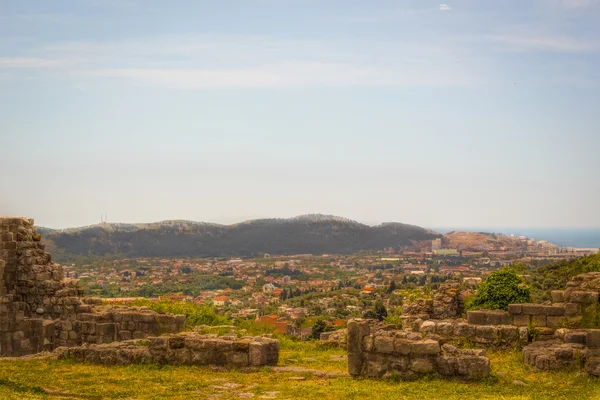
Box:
[0,217,186,357]
[402,283,464,330]
[347,319,490,380]
[54,306,186,347]
[1,218,56,355]
[416,312,527,348]
[523,328,600,376]
[320,328,348,348]
[56,332,279,367]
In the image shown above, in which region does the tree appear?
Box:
[375,301,388,321]
[310,319,332,340]
[387,280,397,293]
[468,268,530,311]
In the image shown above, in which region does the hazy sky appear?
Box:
[1,0,599,229]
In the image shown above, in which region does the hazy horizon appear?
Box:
[32,213,600,231]
[2,1,599,229]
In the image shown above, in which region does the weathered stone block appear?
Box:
[551,291,565,303]
[564,331,587,345]
[532,315,547,328]
[374,336,394,354]
[393,339,412,355]
[475,326,497,341]
[436,322,454,337]
[514,314,530,328]
[565,303,581,316]
[410,357,434,373]
[348,319,369,376]
[547,316,567,329]
[455,356,490,380]
[544,306,566,316]
[570,291,599,304]
[499,326,519,342]
[410,340,440,355]
[454,323,475,338]
[507,304,522,315]
[586,331,600,349]
[95,323,114,336]
[522,304,544,315]
[466,311,487,325]
[586,357,600,376]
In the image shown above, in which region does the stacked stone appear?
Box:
[348,319,490,381]
[8,218,87,320]
[507,303,572,340]
[402,283,464,331]
[0,216,188,357]
[0,218,55,355]
[57,306,187,347]
[431,283,465,319]
[416,312,527,348]
[0,218,22,296]
[523,328,600,376]
[319,328,348,348]
[55,332,280,368]
[0,299,55,356]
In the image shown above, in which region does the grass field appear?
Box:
[0,340,599,400]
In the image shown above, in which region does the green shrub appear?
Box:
[130,300,231,327]
[467,268,530,311]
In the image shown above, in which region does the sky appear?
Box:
[1,0,599,229]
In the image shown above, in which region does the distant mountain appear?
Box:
[443,231,527,251]
[37,214,440,261]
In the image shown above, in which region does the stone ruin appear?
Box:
[399,283,528,349]
[56,332,279,368]
[347,273,600,379]
[0,217,279,368]
[347,319,490,381]
[519,272,600,376]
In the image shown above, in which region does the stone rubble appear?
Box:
[55,332,279,367]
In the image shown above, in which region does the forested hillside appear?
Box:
[37,214,439,261]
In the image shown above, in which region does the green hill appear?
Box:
[530,252,600,302]
[37,214,439,261]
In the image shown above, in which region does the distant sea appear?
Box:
[432,227,600,250]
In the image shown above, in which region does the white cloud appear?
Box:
[488,33,599,53]
[0,35,477,88]
[0,57,66,68]
[550,0,600,9]
[88,60,468,89]
[439,4,452,11]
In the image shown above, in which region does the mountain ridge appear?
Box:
[35,214,440,261]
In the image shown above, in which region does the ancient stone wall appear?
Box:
[56,332,279,368]
[0,217,186,356]
[53,305,186,347]
[402,283,464,331]
[417,315,527,348]
[347,319,490,380]
[319,328,348,348]
[523,328,600,376]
